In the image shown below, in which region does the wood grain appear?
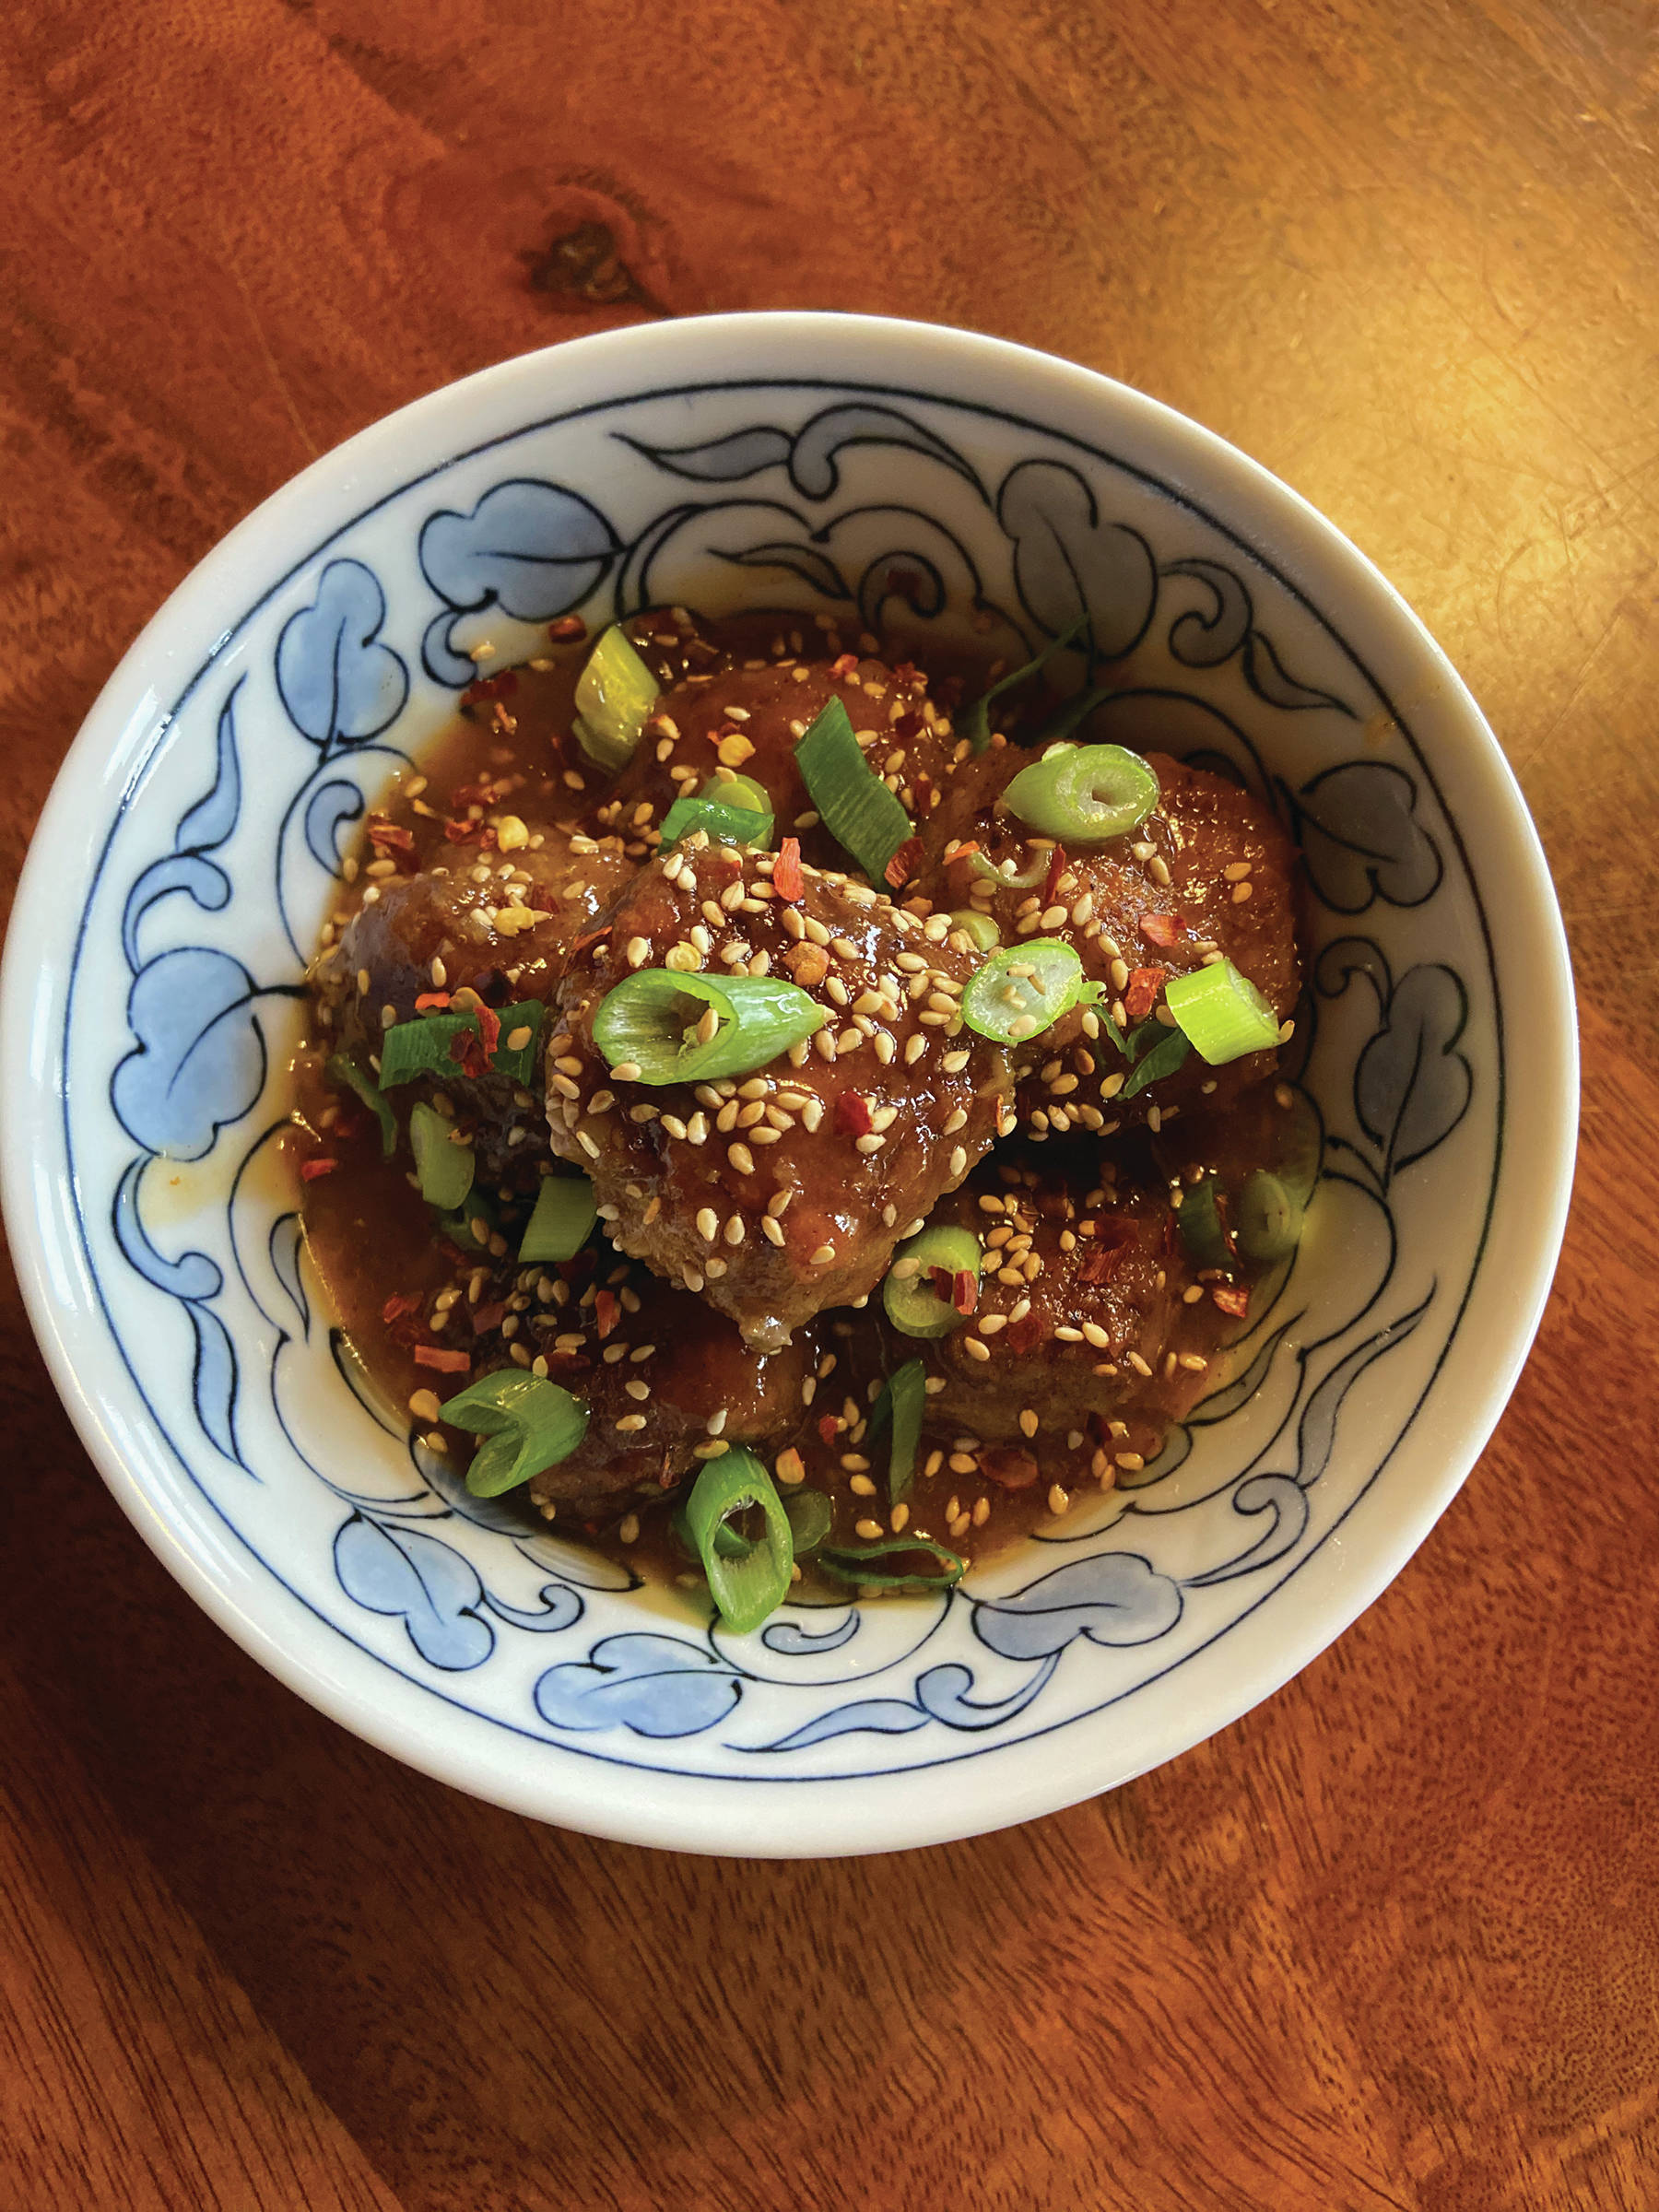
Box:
[3,1,1656,2206]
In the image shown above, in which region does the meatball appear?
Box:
[519,1264,817,1521]
[310,825,637,1174]
[547,839,1013,1349]
[594,625,963,872]
[917,748,1300,1135]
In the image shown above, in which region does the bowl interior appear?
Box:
[1,318,1575,1853]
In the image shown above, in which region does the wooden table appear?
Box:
[3,4,1655,2206]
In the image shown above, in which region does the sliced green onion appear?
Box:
[491,1001,545,1087]
[1164,959,1281,1065]
[440,1371,589,1497]
[409,1100,477,1211]
[519,1174,596,1263]
[968,849,1049,892]
[883,1224,982,1338]
[817,1536,966,1592]
[1235,1171,1302,1264]
[326,1053,395,1155]
[700,771,771,814]
[783,1488,833,1553]
[573,624,658,773]
[957,616,1089,753]
[1176,1173,1232,1269]
[794,696,912,883]
[378,1013,473,1088]
[592,968,827,1085]
[1002,744,1159,842]
[960,938,1086,1045]
[947,909,1001,951]
[686,1445,794,1632]
[437,1188,496,1253]
[1117,1026,1192,1099]
[882,1359,927,1503]
[658,794,774,848]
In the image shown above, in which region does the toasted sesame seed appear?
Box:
[854,1518,884,1541]
[727,1142,756,1175]
[890,1502,910,1533]
[850,1474,877,1496]
[978,1313,1007,1335]
[1019,1409,1040,1439]
[1126,1351,1154,1378]
[963,1337,991,1362]
[1047,1484,1069,1516]
[408,1389,442,1424]
[615,1414,648,1432]
[948,1452,978,1476]
[807,1242,836,1265]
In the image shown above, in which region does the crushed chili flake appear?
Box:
[470,1301,506,1336]
[1124,967,1168,1023]
[413,1345,471,1373]
[300,1157,339,1182]
[979,1445,1040,1489]
[449,1028,488,1079]
[441,817,499,849]
[884,835,924,888]
[473,1001,501,1060]
[818,1413,841,1447]
[1006,1312,1046,1358]
[952,1268,978,1316]
[547,615,586,642]
[382,1293,422,1323]
[1041,843,1068,907]
[829,652,860,678]
[571,925,612,957]
[893,710,923,742]
[1140,912,1181,949]
[772,837,804,902]
[462,672,518,706]
[594,1289,619,1339]
[1211,1285,1251,1319]
[415,991,452,1011]
[833,1090,874,1137]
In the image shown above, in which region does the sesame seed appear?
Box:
[978,1313,1007,1335]
[963,1337,991,1362]
[1019,1409,1040,1439]
[775,1447,806,1484]
[854,1518,884,1541]
[808,1242,836,1265]
[615,1414,648,1432]
[850,1474,877,1496]
[728,1143,756,1175]
[948,1452,978,1476]
[408,1389,441,1424]
[890,1503,910,1533]
[1126,1350,1154,1378]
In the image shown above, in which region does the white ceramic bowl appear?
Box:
[0,313,1575,1855]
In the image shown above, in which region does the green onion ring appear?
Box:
[592,968,828,1086]
[440,1371,589,1497]
[1163,958,1280,1065]
[1001,743,1159,842]
[794,696,913,884]
[686,1446,794,1632]
[883,1226,982,1338]
[959,938,1089,1046]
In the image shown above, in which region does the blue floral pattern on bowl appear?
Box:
[50,370,1508,1806]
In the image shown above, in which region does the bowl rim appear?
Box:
[0,311,1578,1853]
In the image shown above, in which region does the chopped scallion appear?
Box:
[700,771,771,814]
[883,1225,982,1338]
[519,1174,596,1263]
[817,1536,966,1592]
[956,617,1088,753]
[1163,958,1280,1065]
[686,1446,794,1632]
[783,1488,833,1554]
[440,1371,589,1497]
[378,1013,474,1088]
[882,1359,927,1502]
[947,909,1002,951]
[658,794,774,848]
[1001,743,1159,842]
[326,1053,395,1155]
[409,1100,476,1212]
[1234,1171,1302,1264]
[960,938,1090,1045]
[794,696,912,884]
[592,968,827,1085]
[573,625,659,773]
[967,849,1049,892]
[1116,1025,1192,1098]
[490,1001,545,1087]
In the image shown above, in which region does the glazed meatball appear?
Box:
[917,747,1301,1135]
[547,838,1013,1349]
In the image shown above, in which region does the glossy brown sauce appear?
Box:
[288,610,1305,1604]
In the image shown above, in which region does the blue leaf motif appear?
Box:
[757,1697,930,1753]
[788,405,982,500]
[112,947,266,1160]
[302,779,366,876]
[484,1583,583,1636]
[1165,559,1349,713]
[276,559,409,750]
[1291,1290,1431,1489]
[334,1515,494,1670]
[175,688,243,851]
[419,480,618,622]
[1297,762,1442,912]
[120,854,230,974]
[533,1633,740,1738]
[618,426,794,483]
[268,1212,309,1337]
[913,1656,1058,1731]
[997,459,1158,658]
[717,540,852,601]
[186,1300,242,1465]
[1354,963,1472,1175]
[974,1553,1182,1660]
[1185,1473,1310,1587]
[761,1611,861,1656]
[112,1159,223,1300]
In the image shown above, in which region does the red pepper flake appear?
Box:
[1040,843,1068,907]
[470,1301,506,1336]
[473,1001,501,1060]
[1006,1312,1046,1358]
[1124,967,1168,1023]
[772,837,805,902]
[884,835,924,889]
[571,925,611,957]
[449,1028,488,1080]
[892,709,924,742]
[1212,1285,1251,1319]
[413,1345,472,1373]
[366,814,417,851]
[462,672,519,706]
[300,1157,338,1182]
[832,1091,874,1136]
[441,817,498,849]
[382,1293,422,1323]
[594,1289,619,1340]
[547,614,586,642]
[890,662,923,687]
[1140,912,1181,949]
[952,1268,978,1316]
[414,991,452,1011]
[818,1413,842,1448]
[979,1445,1041,1490]
[829,652,860,678]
